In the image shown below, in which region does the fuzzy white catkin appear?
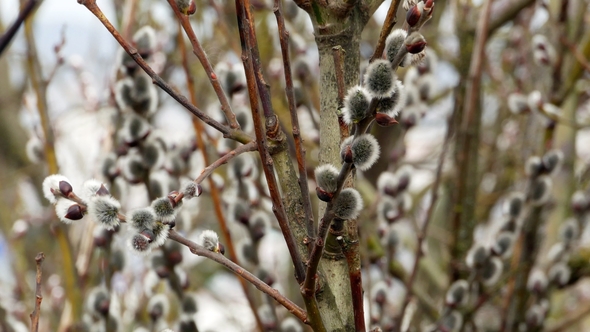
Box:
[351,134,380,171]
[88,196,121,230]
[200,230,219,252]
[42,174,71,204]
[342,86,370,124]
[314,164,340,193]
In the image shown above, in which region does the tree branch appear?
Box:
[29,252,45,332]
[369,0,401,63]
[0,0,40,56]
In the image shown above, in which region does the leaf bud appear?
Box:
[176,0,196,15]
[43,174,72,204]
[405,32,427,54]
[406,4,421,27]
[340,137,354,164]
[181,181,202,199]
[55,199,85,224]
[375,112,398,127]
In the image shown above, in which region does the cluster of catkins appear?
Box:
[428,149,564,331]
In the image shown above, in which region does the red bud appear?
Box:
[375,113,399,127]
[406,5,421,27]
[65,204,84,220]
[59,181,73,197]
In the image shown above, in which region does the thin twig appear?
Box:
[194,141,258,184]
[168,230,309,323]
[177,31,265,332]
[235,0,306,284]
[29,252,45,332]
[273,0,315,239]
[332,46,350,140]
[338,227,365,332]
[369,0,401,63]
[0,0,40,55]
[166,0,240,130]
[396,109,454,331]
[77,0,252,144]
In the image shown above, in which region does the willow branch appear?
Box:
[235,0,306,284]
[29,252,45,332]
[166,0,240,130]
[77,0,252,144]
[0,0,40,55]
[369,0,401,62]
[273,0,315,239]
[168,230,308,323]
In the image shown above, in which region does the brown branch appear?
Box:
[369,0,401,62]
[29,252,45,332]
[193,141,258,184]
[177,31,265,331]
[166,0,240,130]
[0,0,40,55]
[273,0,315,239]
[338,227,365,332]
[235,0,306,284]
[168,230,309,323]
[77,0,253,144]
[396,104,455,331]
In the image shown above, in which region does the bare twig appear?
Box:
[332,46,350,140]
[0,0,40,55]
[168,230,309,323]
[273,0,315,239]
[177,31,265,331]
[369,0,401,62]
[166,0,240,130]
[29,252,45,332]
[194,141,258,184]
[235,0,306,284]
[77,0,252,144]
[396,105,454,331]
[338,227,365,332]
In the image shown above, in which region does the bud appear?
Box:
[350,134,381,171]
[480,257,503,287]
[43,174,72,204]
[542,149,563,174]
[82,179,109,201]
[507,93,529,114]
[559,218,579,245]
[176,0,197,15]
[376,80,406,117]
[491,232,515,259]
[503,192,524,219]
[334,188,363,220]
[528,175,552,206]
[151,222,170,247]
[466,244,490,269]
[151,197,178,223]
[378,197,401,224]
[200,230,223,253]
[129,232,152,255]
[375,112,399,127]
[525,156,543,178]
[55,199,85,224]
[181,181,202,199]
[147,294,170,322]
[438,310,463,332]
[548,262,571,287]
[571,190,590,213]
[314,164,340,200]
[405,32,427,54]
[445,280,469,307]
[364,60,395,98]
[342,86,371,125]
[88,196,121,230]
[527,269,548,294]
[340,139,354,164]
[87,287,110,318]
[406,4,421,27]
[128,208,157,231]
[133,26,157,57]
[385,29,408,64]
[525,303,546,328]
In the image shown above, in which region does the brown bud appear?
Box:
[217,243,225,255]
[316,187,334,202]
[187,1,197,15]
[424,0,434,12]
[375,113,399,127]
[341,145,353,164]
[406,5,421,27]
[59,180,73,197]
[96,184,110,196]
[405,32,427,54]
[140,229,156,243]
[65,204,85,220]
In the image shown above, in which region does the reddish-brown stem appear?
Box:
[338,229,365,332]
[235,0,306,284]
[369,0,401,63]
[177,31,265,332]
[78,0,252,144]
[166,0,240,130]
[168,230,309,323]
[396,106,454,331]
[29,252,45,332]
[0,0,40,55]
[273,0,315,239]
[194,141,258,184]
